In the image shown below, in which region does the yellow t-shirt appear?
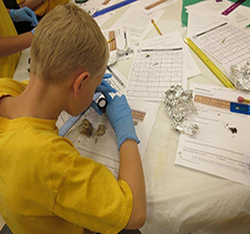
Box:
[0,78,133,234]
[16,0,69,16]
[0,0,20,78]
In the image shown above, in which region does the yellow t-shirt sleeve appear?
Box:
[53,155,133,234]
[0,78,27,97]
[17,0,70,16]
[16,0,48,16]
[49,0,69,10]
[0,0,20,78]
[16,0,25,4]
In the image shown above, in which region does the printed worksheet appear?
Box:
[175,83,250,187]
[133,30,201,79]
[94,11,115,26]
[192,22,250,72]
[137,0,177,14]
[102,27,132,61]
[112,5,164,41]
[74,100,159,178]
[186,0,250,29]
[126,47,186,101]
[185,0,230,14]
[79,0,117,13]
[78,0,117,19]
[187,13,226,37]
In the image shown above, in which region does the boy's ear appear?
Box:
[73,72,90,98]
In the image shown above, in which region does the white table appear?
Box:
[5,1,250,233]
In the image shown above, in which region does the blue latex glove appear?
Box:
[90,73,116,114]
[9,7,38,27]
[105,94,140,150]
[31,28,36,34]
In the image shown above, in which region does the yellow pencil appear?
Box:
[107,38,115,43]
[151,19,162,36]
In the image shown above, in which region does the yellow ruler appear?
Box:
[184,38,236,89]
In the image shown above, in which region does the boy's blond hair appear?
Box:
[30,3,109,83]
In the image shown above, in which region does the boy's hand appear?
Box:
[9,7,38,27]
[90,74,116,114]
[105,94,140,150]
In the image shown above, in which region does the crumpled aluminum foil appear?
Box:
[108,47,133,66]
[164,85,199,136]
[117,47,133,56]
[231,61,250,91]
[108,52,118,66]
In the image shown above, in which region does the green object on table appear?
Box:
[182,0,250,27]
[229,0,250,6]
[182,0,203,27]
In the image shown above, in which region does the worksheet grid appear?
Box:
[195,24,250,68]
[127,50,183,99]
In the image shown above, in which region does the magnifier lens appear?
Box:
[97,97,108,113]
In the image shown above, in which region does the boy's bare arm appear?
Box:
[18,0,43,10]
[104,94,146,229]
[0,33,32,57]
[119,139,146,229]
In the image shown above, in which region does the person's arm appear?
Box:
[104,94,146,230]
[0,32,32,57]
[119,139,146,229]
[18,0,43,10]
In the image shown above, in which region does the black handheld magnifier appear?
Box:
[97,97,108,113]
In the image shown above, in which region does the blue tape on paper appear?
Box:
[230,102,250,115]
[92,0,138,18]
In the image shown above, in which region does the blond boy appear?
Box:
[0,4,146,234]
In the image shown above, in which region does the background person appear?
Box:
[17,0,69,18]
[0,0,37,78]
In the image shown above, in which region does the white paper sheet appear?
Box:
[102,27,133,62]
[79,0,117,12]
[226,4,250,29]
[79,0,117,17]
[187,12,226,37]
[126,47,187,101]
[74,100,159,178]
[112,5,164,41]
[134,30,201,79]
[186,0,250,30]
[137,0,177,15]
[94,11,115,26]
[185,0,230,14]
[191,22,250,73]
[106,66,127,94]
[175,83,250,187]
